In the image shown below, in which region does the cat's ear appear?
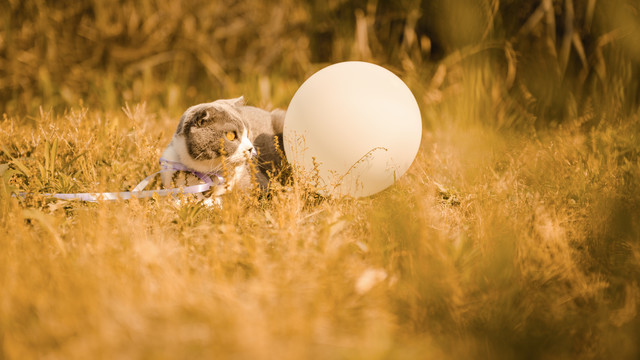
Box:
[191,109,209,127]
[178,108,207,134]
[230,96,245,107]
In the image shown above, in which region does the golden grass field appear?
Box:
[1,0,640,359]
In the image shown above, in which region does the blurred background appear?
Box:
[2,2,640,358]
[2,0,639,124]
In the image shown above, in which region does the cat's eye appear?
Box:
[226,131,236,141]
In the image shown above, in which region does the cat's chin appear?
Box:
[182,156,224,174]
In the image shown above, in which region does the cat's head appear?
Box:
[173,97,254,172]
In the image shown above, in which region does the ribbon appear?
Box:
[14,158,224,202]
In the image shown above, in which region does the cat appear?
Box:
[160,96,286,202]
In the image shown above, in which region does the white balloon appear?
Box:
[283,61,422,198]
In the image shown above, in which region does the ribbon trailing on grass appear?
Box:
[14,158,224,202]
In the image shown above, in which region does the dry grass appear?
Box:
[2,82,639,359]
[1,0,640,359]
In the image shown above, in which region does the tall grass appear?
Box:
[3,0,639,118]
[1,0,640,359]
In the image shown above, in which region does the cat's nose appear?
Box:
[240,136,256,158]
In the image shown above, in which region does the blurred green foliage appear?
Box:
[1,0,639,122]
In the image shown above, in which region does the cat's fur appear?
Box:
[161,97,285,200]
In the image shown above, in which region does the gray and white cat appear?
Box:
[161,96,286,200]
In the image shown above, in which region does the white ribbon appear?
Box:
[14,158,224,202]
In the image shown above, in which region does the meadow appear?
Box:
[1,0,640,359]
